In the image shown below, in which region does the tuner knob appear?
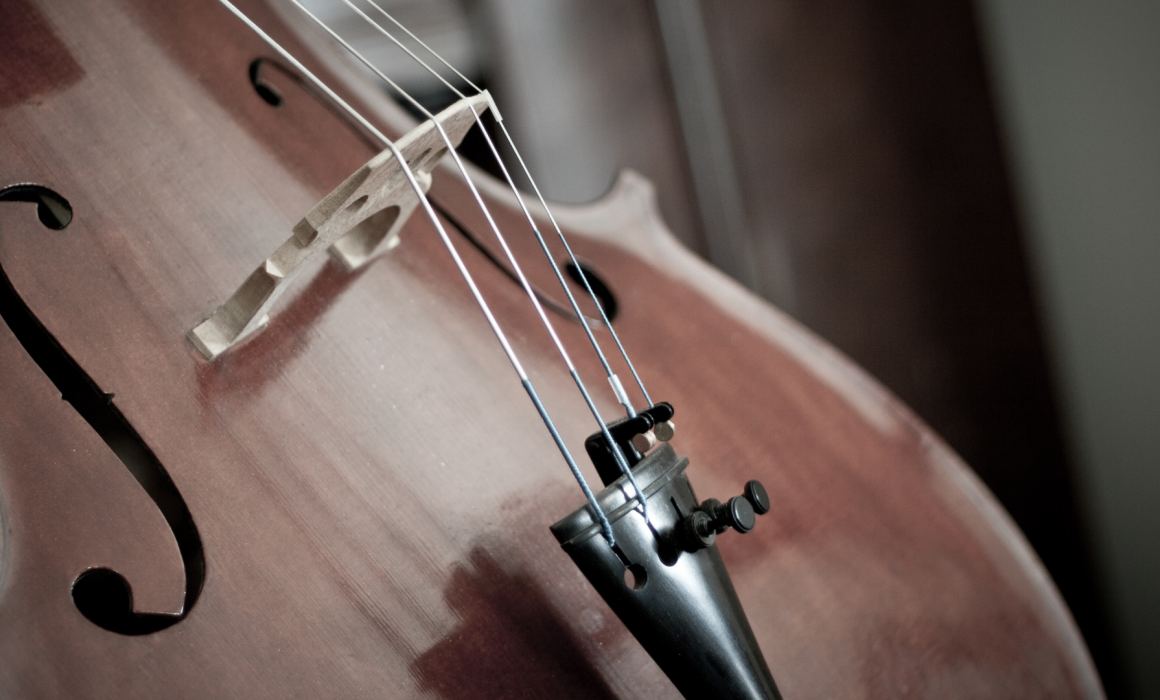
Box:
[744,480,771,515]
[674,480,770,553]
[701,496,756,534]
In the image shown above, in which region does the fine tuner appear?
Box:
[679,480,772,552]
[581,400,772,550]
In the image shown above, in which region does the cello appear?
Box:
[0,0,1103,697]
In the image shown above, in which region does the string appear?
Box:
[355,0,633,416]
[215,0,616,544]
[360,0,655,410]
[289,0,651,523]
[431,201,600,327]
[318,0,652,518]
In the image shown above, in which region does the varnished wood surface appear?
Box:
[0,0,1101,697]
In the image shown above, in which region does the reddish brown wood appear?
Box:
[0,0,84,110]
[0,0,1101,697]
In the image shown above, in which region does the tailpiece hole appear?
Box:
[624,563,648,591]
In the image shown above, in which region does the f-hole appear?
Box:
[248,58,284,107]
[0,184,205,635]
[249,57,380,151]
[564,261,618,323]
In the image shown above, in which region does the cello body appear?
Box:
[0,0,1102,697]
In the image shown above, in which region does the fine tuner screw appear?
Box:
[745,480,771,515]
[678,480,771,552]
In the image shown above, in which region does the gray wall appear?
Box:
[974,1,1160,696]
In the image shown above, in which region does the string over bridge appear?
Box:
[188,93,489,360]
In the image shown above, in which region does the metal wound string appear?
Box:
[359,0,655,410]
[355,0,633,416]
[321,0,650,518]
[293,0,651,522]
[215,0,616,544]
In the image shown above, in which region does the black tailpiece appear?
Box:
[553,404,781,699]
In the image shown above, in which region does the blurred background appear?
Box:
[302,0,1158,695]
